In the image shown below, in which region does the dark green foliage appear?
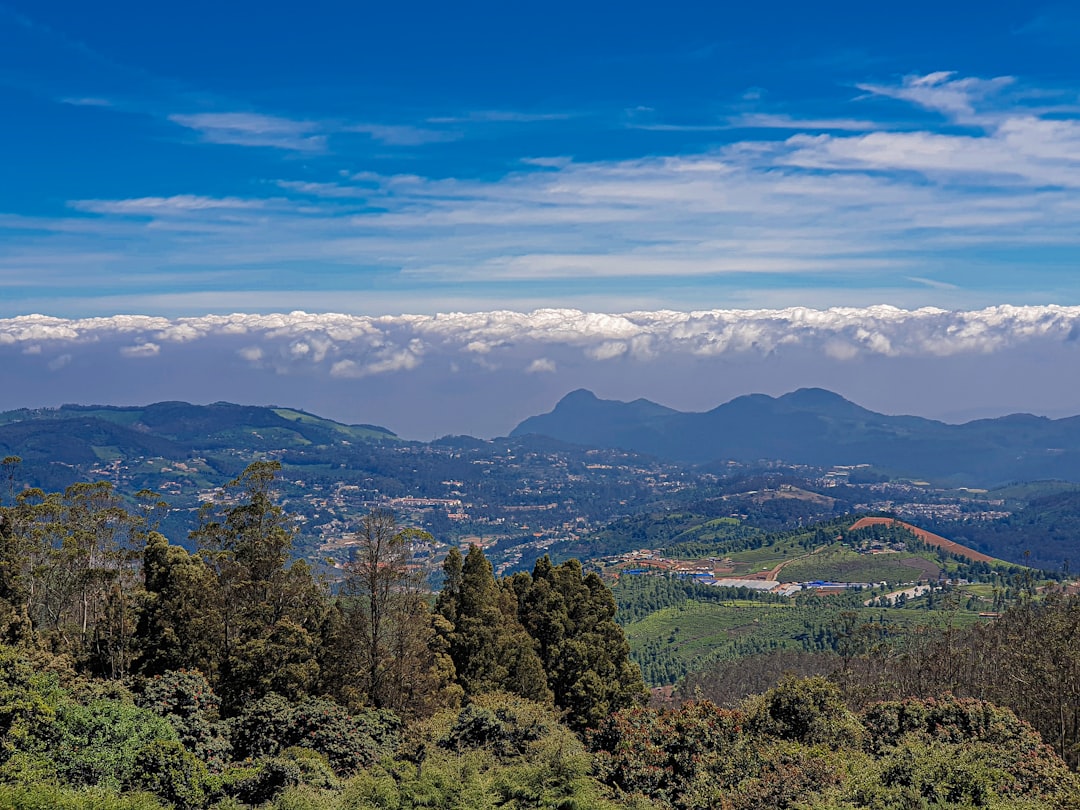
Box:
[395,692,609,810]
[327,511,461,718]
[842,590,1080,769]
[435,546,552,703]
[230,693,400,774]
[442,699,554,759]
[191,461,327,711]
[591,682,1080,810]
[3,455,1080,809]
[135,534,220,677]
[512,557,648,732]
[0,480,147,676]
[0,783,167,809]
[125,740,207,808]
[215,748,340,806]
[134,670,230,769]
[0,660,179,793]
[855,696,1080,808]
[0,647,66,772]
[743,675,863,748]
[589,701,752,809]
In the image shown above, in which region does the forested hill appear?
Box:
[0,401,396,459]
[512,387,1080,485]
[0,401,399,494]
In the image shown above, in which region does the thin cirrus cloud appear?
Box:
[727,113,885,131]
[168,112,329,152]
[855,71,1017,121]
[69,195,267,215]
[426,110,576,124]
[345,123,462,146]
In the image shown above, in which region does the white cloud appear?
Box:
[71,195,265,215]
[9,306,1080,438]
[586,341,628,360]
[526,357,557,373]
[346,123,460,146]
[47,353,72,370]
[730,113,883,131]
[327,338,424,378]
[120,342,160,357]
[5,306,1080,373]
[169,112,327,152]
[6,72,1080,311]
[857,72,1016,121]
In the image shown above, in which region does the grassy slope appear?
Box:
[273,408,399,441]
[623,597,985,686]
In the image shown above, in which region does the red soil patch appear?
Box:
[849,517,998,564]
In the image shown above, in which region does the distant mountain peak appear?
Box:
[778,387,865,413]
[558,389,600,405]
[509,386,1080,485]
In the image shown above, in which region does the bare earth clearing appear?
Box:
[849,516,999,564]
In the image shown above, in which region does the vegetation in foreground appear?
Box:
[0,458,1077,808]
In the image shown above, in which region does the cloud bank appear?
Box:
[4,304,1080,366]
[5,305,1080,436]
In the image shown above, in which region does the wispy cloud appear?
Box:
[346,123,461,146]
[729,113,883,131]
[6,72,1080,313]
[70,195,267,215]
[59,96,113,107]
[427,110,574,124]
[168,112,466,151]
[275,180,370,199]
[526,357,557,373]
[857,71,1016,121]
[908,277,961,291]
[168,112,328,152]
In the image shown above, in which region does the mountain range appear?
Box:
[7,390,1080,489]
[511,388,1080,486]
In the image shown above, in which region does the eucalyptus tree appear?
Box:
[191,461,325,710]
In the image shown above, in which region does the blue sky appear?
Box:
[3,1,1080,434]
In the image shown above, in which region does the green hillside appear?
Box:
[606,515,1035,687]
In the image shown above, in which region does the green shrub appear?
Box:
[134,670,231,770]
[230,694,400,774]
[0,783,167,809]
[126,739,208,808]
[51,697,179,791]
[744,675,864,748]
